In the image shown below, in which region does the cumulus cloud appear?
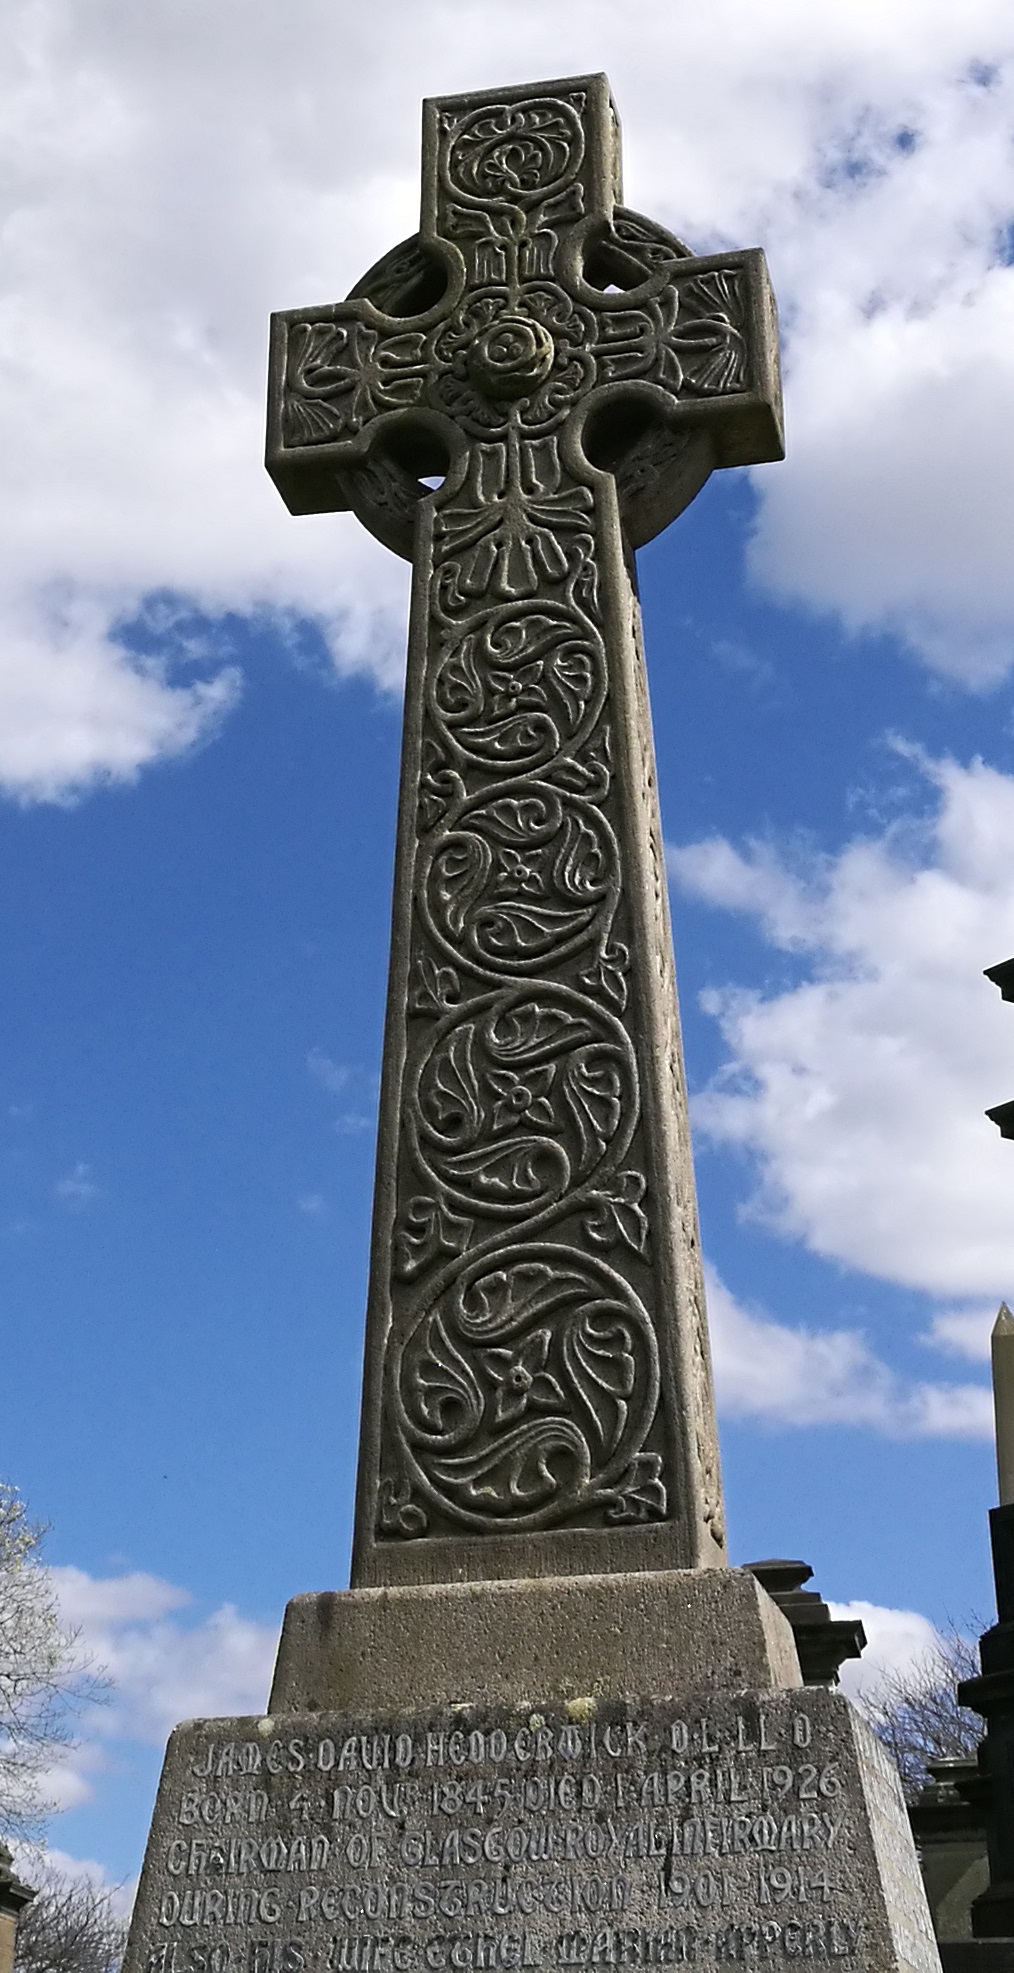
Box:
[831,1600,946,1709]
[51,1567,277,1746]
[671,752,1014,1301]
[708,1270,991,1438]
[1,1,1014,796]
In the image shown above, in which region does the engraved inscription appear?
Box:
[125,1695,938,1973]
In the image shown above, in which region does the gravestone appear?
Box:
[122,73,940,1973]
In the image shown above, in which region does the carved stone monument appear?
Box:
[122,73,941,1973]
[266,70,784,1591]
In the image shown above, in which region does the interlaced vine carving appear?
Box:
[373,95,673,1537]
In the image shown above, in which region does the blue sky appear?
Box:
[4,0,1014,1903]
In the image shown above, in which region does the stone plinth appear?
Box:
[268,1569,800,1715]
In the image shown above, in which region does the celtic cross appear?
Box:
[266,73,783,1589]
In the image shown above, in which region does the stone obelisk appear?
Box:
[122,76,941,1973]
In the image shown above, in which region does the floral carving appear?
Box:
[481,1328,565,1425]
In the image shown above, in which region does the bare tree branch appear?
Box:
[14,1868,126,1973]
[0,1483,107,1845]
[853,1622,983,1801]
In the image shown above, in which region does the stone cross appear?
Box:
[266,73,783,1591]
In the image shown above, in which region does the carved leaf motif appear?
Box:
[549,645,594,724]
[559,1048,624,1172]
[567,1310,636,1454]
[413,1312,483,1439]
[553,811,608,901]
[437,642,486,720]
[418,736,466,830]
[409,954,460,1016]
[436,474,595,607]
[460,1260,589,1341]
[282,396,351,447]
[428,1024,482,1138]
[548,754,610,802]
[457,715,556,770]
[583,1169,649,1254]
[604,1451,668,1524]
[579,939,630,1011]
[441,1136,568,1203]
[488,999,592,1058]
[572,546,599,622]
[395,1194,473,1280]
[288,320,367,399]
[378,1476,428,1536]
[482,795,554,844]
[433,835,491,936]
[430,1416,591,1515]
[671,272,747,395]
[476,898,594,959]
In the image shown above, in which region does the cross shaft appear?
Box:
[267,73,783,1587]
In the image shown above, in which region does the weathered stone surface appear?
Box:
[123,1690,937,1973]
[268,1571,801,1715]
[266,72,784,1588]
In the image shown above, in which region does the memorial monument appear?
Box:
[122,75,941,1973]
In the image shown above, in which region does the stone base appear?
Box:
[124,1686,940,1973]
[268,1568,802,1714]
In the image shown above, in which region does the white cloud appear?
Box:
[54,1163,99,1206]
[831,1600,945,1709]
[708,1270,991,1438]
[672,752,1014,1301]
[1,1,1014,796]
[922,1305,998,1362]
[54,1567,190,1628]
[307,1049,350,1097]
[50,1567,277,1745]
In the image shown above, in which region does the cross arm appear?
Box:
[265,236,466,557]
[568,243,783,551]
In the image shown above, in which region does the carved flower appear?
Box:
[495,846,546,897]
[481,1327,566,1426]
[487,1063,556,1132]
[488,663,546,717]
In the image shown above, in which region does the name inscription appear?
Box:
[123,1696,933,1973]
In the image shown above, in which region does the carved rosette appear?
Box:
[266,71,785,1577]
